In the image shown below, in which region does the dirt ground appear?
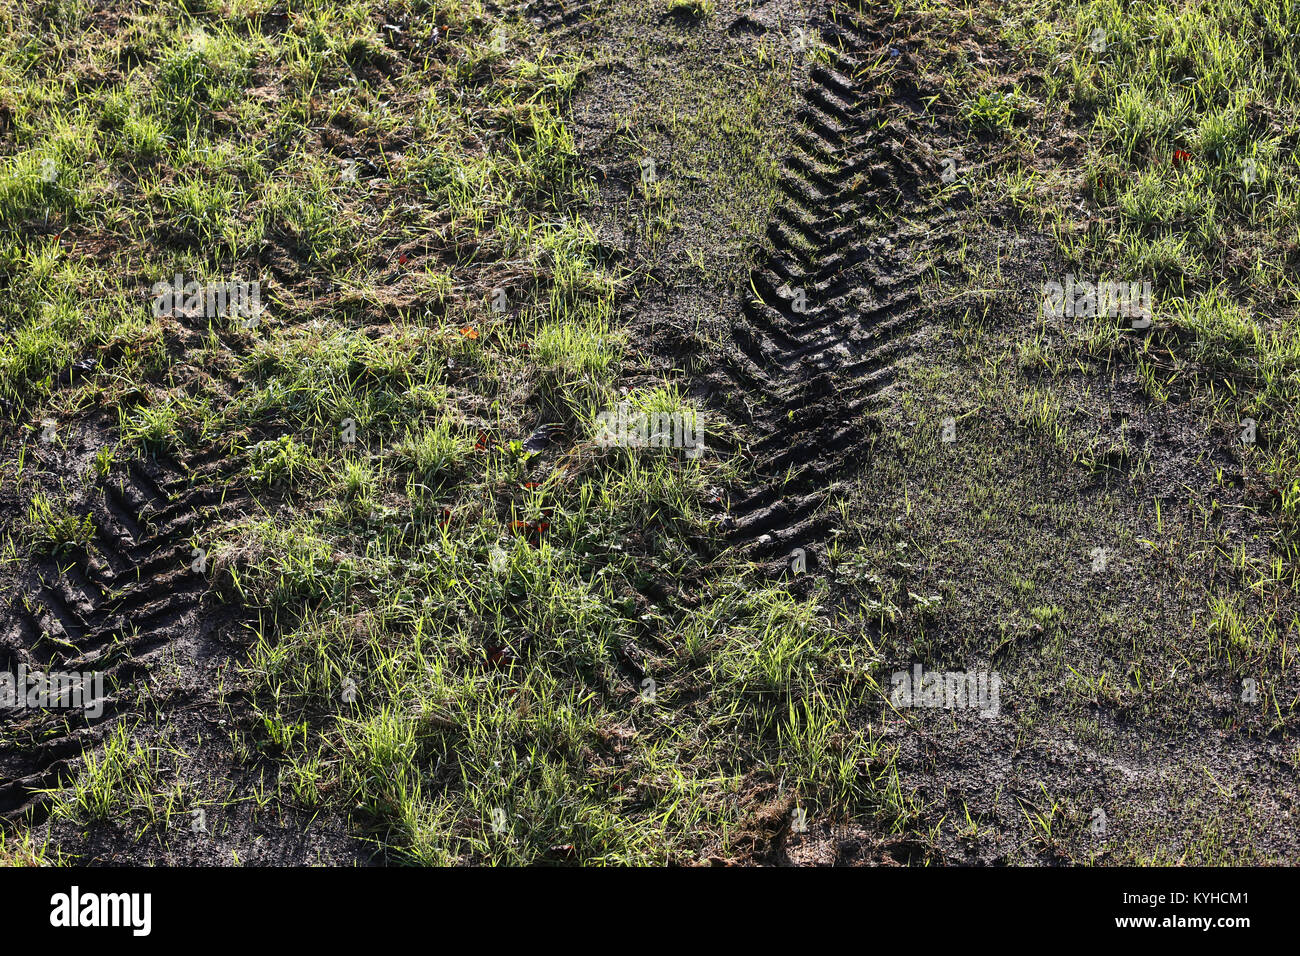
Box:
[2,0,1297,865]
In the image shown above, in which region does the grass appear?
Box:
[995,0,1300,549]
[2,0,1296,868]
[667,0,716,17]
[25,492,96,557]
[52,724,182,827]
[0,0,906,865]
[851,0,1300,862]
[0,830,51,867]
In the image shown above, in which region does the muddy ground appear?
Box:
[2,0,1296,865]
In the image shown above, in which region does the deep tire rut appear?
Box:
[0,449,234,820]
[724,3,961,569]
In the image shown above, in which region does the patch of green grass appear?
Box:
[25,492,95,556]
[997,0,1300,545]
[51,723,182,827]
[960,87,1029,132]
[0,829,52,867]
[390,417,473,486]
[667,0,715,17]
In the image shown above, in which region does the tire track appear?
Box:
[723,3,962,570]
[0,449,239,820]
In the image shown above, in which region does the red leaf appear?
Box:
[510,518,550,542]
[484,644,516,670]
